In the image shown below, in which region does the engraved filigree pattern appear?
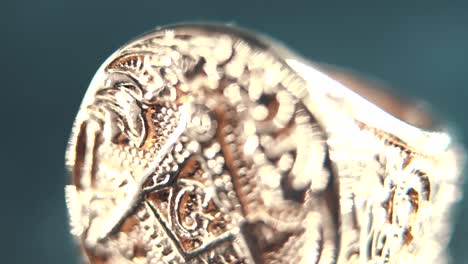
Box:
[65,25,461,264]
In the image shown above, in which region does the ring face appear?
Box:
[65,24,462,264]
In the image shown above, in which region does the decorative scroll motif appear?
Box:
[65,25,460,264]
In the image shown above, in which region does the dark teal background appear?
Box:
[1,1,467,263]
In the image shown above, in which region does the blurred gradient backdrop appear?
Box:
[1,1,467,263]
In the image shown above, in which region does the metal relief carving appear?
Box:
[65,25,462,263]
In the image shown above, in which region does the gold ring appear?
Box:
[65,24,464,264]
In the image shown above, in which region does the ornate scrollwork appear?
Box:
[65,25,460,264]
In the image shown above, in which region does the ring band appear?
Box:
[65,24,464,264]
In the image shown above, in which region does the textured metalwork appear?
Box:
[65,24,463,263]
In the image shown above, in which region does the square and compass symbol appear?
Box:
[144,157,237,256]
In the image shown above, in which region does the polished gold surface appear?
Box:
[65,24,463,263]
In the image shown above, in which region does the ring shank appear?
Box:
[315,64,435,130]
